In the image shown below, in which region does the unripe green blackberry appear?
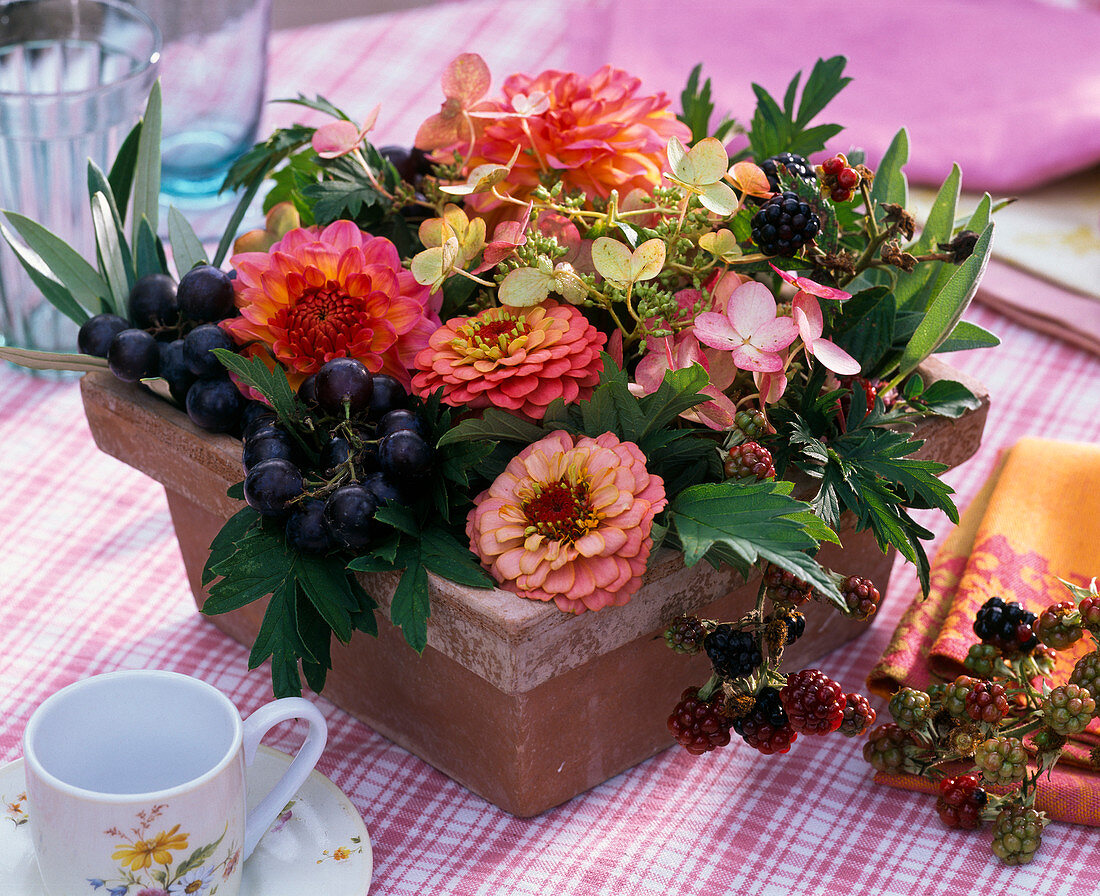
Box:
[1037,600,1084,650]
[734,408,774,441]
[991,806,1048,865]
[839,692,876,737]
[1032,728,1067,756]
[1069,651,1100,703]
[942,675,979,718]
[974,736,1029,785]
[663,615,710,655]
[1041,683,1096,736]
[889,687,932,730]
[963,643,999,678]
[723,441,775,481]
[862,723,921,773]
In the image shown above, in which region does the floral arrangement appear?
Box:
[863,580,1100,865]
[1,57,995,765]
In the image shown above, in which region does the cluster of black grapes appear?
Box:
[77,265,246,433]
[243,358,434,554]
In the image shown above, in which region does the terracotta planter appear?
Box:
[80,358,989,816]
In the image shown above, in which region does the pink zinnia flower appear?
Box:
[223,221,440,390]
[410,302,605,422]
[693,281,798,373]
[467,430,667,614]
[446,65,689,213]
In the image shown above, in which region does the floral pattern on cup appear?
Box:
[3,790,28,826]
[85,804,240,896]
[316,836,365,865]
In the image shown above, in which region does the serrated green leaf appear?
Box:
[211,349,301,426]
[132,81,162,246]
[794,56,851,128]
[373,503,420,537]
[0,222,90,325]
[2,212,109,312]
[168,206,209,275]
[436,407,545,448]
[295,555,354,642]
[419,526,493,588]
[833,288,894,373]
[636,363,710,441]
[107,120,142,219]
[934,319,1000,353]
[390,555,430,653]
[202,506,259,586]
[870,129,909,209]
[91,191,130,315]
[439,440,496,488]
[897,223,993,377]
[346,574,379,636]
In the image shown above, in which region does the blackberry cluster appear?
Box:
[839,692,876,737]
[935,773,987,830]
[815,153,862,203]
[1041,684,1096,736]
[242,357,433,555]
[733,687,797,754]
[973,597,1039,656]
[78,265,246,433]
[667,687,732,755]
[862,723,919,773]
[663,615,709,655]
[974,735,1028,785]
[781,669,846,735]
[723,441,775,481]
[841,574,880,620]
[888,687,932,731]
[759,152,816,194]
[733,408,773,441]
[750,191,820,257]
[964,680,1009,725]
[763,565,814,608]
[991,807,1048,865]
[704,624,763,679]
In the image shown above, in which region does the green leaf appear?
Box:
[390,552,430,653]
[934,319,1000,353]
[794,56,852,129]
[107,120,142,219]
[896,222,993,377]
[168,206,209,275]
[635,363,711,441]
[174,829,224,877]
[88,161,135,297]
[132,81,162,246]
[436,407,545,448]
[0,222,90,324]
[894,164,960,310]
[249,578,305,698]
[91,190,131,315]
[909,379,982,418]
[373,503,420,537]
[211,176,264,269]
[211,349,302,427]
[295,553,355,642]
[669,480,838,597]
[202,507,259,586]
[133,215,166,279]
[1,212,109,312]
[833,288,894,373]
[419,526,494,588]
[0,345,106,371]
[870,129,909,210]
[439,439,496,487]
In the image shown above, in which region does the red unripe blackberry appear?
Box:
[821,156,845,177]
[839,692,876,737]
[667,687,732,755]
[836,167,860,190]
[1079,595,1100,633]
[1037,600,1083,650]
[663,615,709,655]
[936,774,987,830]
[733,687,798,754]
[723,441,775,481]
[764,564,813,608]
[942,675,979,718]
[841,574,880,620]
[781,669,847,735]
[965,680,1009,725]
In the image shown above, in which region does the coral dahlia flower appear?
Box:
[222,220,440,390]
[467,430,667,614]
[410,301,605,422]
[452,65,689,213]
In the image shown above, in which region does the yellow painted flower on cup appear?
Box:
[112,824,189,871]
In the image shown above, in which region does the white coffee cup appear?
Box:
[22,669,328,896]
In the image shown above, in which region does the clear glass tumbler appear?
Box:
[0,0,160,356]
[131,0,271,202]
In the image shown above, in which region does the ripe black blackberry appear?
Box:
[973,597,1038,656]
[703,624,762,680]
[733,687,797,754]
[750,191,820,257]
[759,152,816,193]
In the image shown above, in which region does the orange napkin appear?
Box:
[867,437,1100,825]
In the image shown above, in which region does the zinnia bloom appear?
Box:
[223,220,440,390]
[410,301,605,422]
[451,65,689,212]
[112,825,189,871]
[468,430,667,614]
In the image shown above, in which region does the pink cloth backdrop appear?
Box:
[4,3,1100,894]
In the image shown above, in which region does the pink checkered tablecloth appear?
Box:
[4,3,1100,894]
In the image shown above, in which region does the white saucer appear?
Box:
[0,744,371,896]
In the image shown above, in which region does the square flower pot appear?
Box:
[80,358,988,816]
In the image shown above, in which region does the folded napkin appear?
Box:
[597,0,1100,191]
[868,438,1100,825]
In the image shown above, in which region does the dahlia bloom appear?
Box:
[449,65,689,212]
[467,430,667,613]
[410,301,605,421]
[223,220,440,390]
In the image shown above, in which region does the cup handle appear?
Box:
[240,697,328,860]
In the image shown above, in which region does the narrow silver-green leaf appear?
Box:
[934,319,1001,353]
[168,205,208,275]
[92,191,130,315]
[132,80,162,246]
[0,345,107,371]
[134,215,167,278]
[870,128,908,209]
[963,192,992,234]
[2,212,108,312]
[88,160,135,293]
[897,222,993,377]
[0,222,90,324]
[912,164,960,254]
